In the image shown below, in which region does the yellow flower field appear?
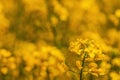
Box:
[0,0,120,80]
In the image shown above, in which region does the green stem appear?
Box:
[46,67,50,80]
[80,52,86,80]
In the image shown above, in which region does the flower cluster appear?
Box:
[68,39,107,78]
[0,0,120,80]
[0,49,19,79]
[0,41,66,80]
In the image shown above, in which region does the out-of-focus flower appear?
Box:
[115,9,120,18]
[23,0,48,19]
[109,14,119,26]
[0,49,11,57]
[51,16,58,26]
[80,0,94,10]
[112,58,120,67]
[52,0,69,21]
[110,72,120,80]
[1,67,8,75]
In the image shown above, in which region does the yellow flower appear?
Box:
[76,60,82,70]
[80,0,94,10]
[112,58,120,67]
[51,16,58,26]
[88,68,99,77]
[53,1,68,21]
[9,63,16,70]
[88,62,97,68]
[0,14,9,30]
[115,9,120,18]
[48,56,56,66]
[25,66,33,72]
[8,57,15,62]
[98,68,105,75]
[68,38,106,78]
[0,49,11,57]
[0,2,3,13]
[110,72,120,80]
[1,67,8,75]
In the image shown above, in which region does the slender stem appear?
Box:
[80,52,86,80]
[46,67,50,80]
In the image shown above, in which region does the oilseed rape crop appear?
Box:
[0,0,120,80]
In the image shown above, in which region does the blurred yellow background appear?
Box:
[0,0,120,80]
